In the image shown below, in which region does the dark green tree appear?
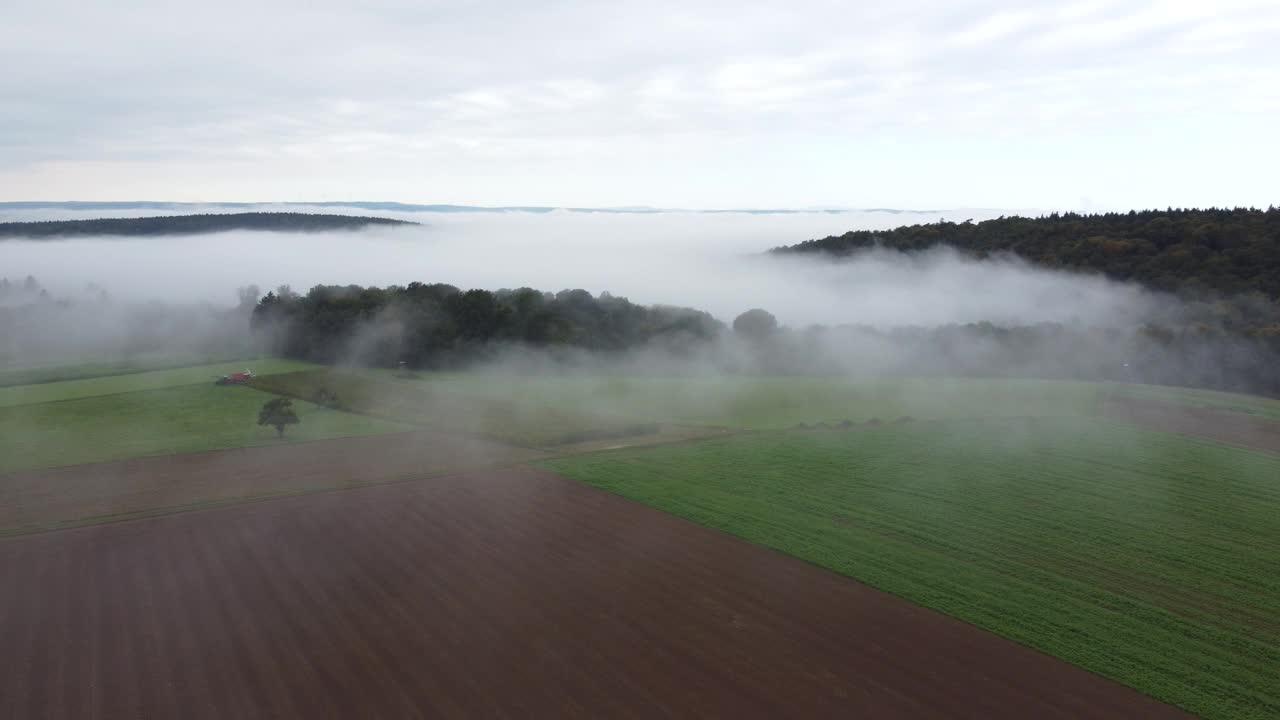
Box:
[733,308,779,339]
[258,397,300,438]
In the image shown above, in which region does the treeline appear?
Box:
[251,284,1280,396]
[773,207,1280,302]
[0,212,417,239]
[251,283,724,366]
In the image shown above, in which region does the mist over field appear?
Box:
[7,0,1280,716]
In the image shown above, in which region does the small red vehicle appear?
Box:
[215,369,255,385]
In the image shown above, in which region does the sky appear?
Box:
[2,0,1277,210]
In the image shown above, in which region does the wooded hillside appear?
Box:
[773,207,1280,300]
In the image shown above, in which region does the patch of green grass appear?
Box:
[0,353,262,387]
[0,384,410,474]
[0,358,320,408]
[545,418,1280,720]
[371,371,1106,428]
[252,369,655,447]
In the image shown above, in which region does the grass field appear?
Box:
[368,370,1108,427]
[0,353,272,388]
[264,368,1280,446]
[545,418,1280,720]
[252,369,664,447]
[0,384,410,474]
[0,358,319,408]
[442,373,1280,427]
[8,363,1275,474]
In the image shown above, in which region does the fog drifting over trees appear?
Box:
[4,205,1277,395]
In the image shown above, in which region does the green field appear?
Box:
[252,369,665,446]
[545,418,1280,720]
[0,358,319,408]
[8,363,1276,474]
[0,383,410,474]
[262,367,1280,448]
[0,352,276,387]
[368,371,1108,427]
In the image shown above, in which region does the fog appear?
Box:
[10,204,1268,396]
[3,206,1277,507]
[2,205,1153,331]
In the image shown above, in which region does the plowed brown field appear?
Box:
[0,430,546,533]
[1102,394,1280,452]
[0,466,1191,719]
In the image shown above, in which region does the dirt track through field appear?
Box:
[0,467,1191,719]
[1101,394,1280,453]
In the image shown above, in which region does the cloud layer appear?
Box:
[2,1,1277,208]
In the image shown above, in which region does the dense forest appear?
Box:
[251,283,724,367]
[773,207,1280,300]
[0,212,416,239]
[249,282,1280,396]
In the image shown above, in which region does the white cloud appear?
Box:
[950,11,1039,47]
[0,0,1277,207]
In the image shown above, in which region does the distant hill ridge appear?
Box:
[0,212,418,239]
[772,207,1280,301]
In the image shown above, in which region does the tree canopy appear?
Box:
[251,282,724,367]
[257,397,300,437]
[773,207,1280,301]
[733,308,779,339]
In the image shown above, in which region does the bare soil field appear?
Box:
[1102,394,1280,453]
[0,467,1191,719]
[0,430,545,534]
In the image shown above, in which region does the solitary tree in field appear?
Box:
[258,397,300,438]
[733,308,778,340]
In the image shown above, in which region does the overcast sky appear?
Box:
[2,0,1277,209]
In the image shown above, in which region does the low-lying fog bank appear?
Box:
[4,206,1131,328]
[3,207,1276,396]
